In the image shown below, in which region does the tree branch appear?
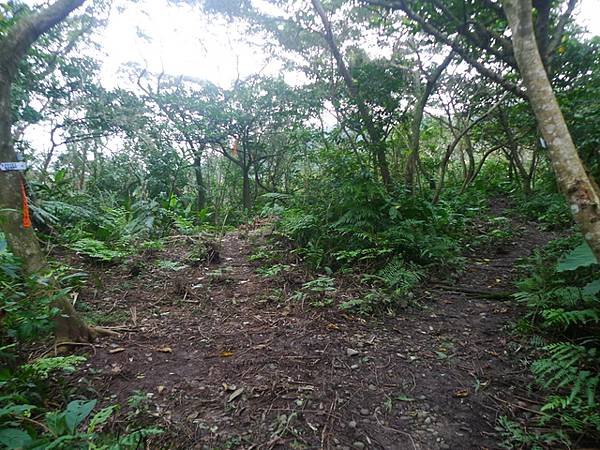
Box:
[364,0,527,99]
[0,0,86,80]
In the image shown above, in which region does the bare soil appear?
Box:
[68,209,556,449]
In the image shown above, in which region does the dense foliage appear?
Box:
[1,0,599,447]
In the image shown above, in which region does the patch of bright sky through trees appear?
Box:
[98,0,600,90]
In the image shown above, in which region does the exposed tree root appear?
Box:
[53,297,120,353]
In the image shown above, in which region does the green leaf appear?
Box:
[557,242,598,272]
[0,428,33,449]
[88,405,117,433]
[44,434,79,449]
[583,279,600,296]
[45,411,67,436]
[0,404,35,419]
[395,394,415,402]
[65,399,96,433]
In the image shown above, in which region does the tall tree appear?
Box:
[0,0,97,344]
[502,0,600,260]
[403,47,454,192]
[310,0,393,188]
[0,0,85,272]
[364,0,600,258]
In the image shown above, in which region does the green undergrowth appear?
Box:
[513,191,572,230]
[257,158,498,314]
[0,244,161,449]
[501,235,600,448]
[30,171,228,264]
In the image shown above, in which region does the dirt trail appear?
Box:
[75,210,555,449]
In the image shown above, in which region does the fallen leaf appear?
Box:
[228,387,245,402]
[220,351,234,357]
[326,323,340,331]
[453,389,469,398]
[435,351,448,360]
[157,346,172,353]
[157,385,166,394]
[395,394,415,402]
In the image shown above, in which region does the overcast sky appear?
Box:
[97,0,600,90]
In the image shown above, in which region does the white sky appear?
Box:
[96,0,600,90]
[99,0,280,89]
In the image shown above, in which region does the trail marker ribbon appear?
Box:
[0,161,31,228]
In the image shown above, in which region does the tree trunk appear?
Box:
[498,107,532,195]
[405,51,454,193]
[194,154,206,211]
[0,0,94,344]
[242,167,251,211]
[503,0,600,261]
[0,80,46,273]
[461,135,476,191]
[433,94,507,203]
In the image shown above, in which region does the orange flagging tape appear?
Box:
[19,177,31,228]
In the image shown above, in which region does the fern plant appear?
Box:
[513,237,600,444]
[533,342,600,432]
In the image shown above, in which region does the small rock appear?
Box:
[440,444,450,450]
[424,417,432,424]
[352,442,365,449]
[350,364,359,370]
[346,348,360,357]
[348,420,357,428]
[368,384,376,391]
[360,408,369,416]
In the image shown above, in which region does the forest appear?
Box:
[0,0,599,448]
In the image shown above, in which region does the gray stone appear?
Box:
[346,348,360,357]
